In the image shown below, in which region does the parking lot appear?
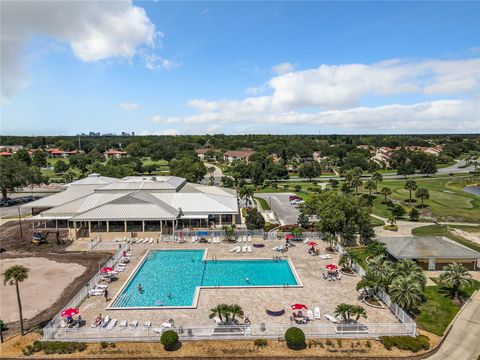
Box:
[255,192,300,225]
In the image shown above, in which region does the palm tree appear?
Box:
[372,172,383,193]
[365,179,376,196]
[334,303,352,323]
[366,241,386,258]
[389,276,423,313]
[395,259,426,289]
[351,305,367,322]
[209,303,229,323]
[439,263,472,301]
[3,265,29,335]
[404,179,417,206]
[339,251,361,272]
[228,304,244,323]
[380,187,392,202]
[388,216,396,226]
[322,233,336,252]
[351,178,362,194]
[415,187,429,208]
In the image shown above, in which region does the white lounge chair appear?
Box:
[242,245,247,253]
[306,310,314,320]
[212,237,220,244]
[229,247,237,252]
[243,236,247,242]
[143,321,152,330]
[324,314,338,323]
[235,246,241,253]
[88,289,104,297]
[247,245,252,253]
[247,235,252,242]
[213,316,222,325]
[106,319,117,330]
[119,320,128,329]
[314,307,321,319]
[100,315,111,327]
[130,320,138,329]
[95,283,108,290]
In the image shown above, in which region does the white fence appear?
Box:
[45,321,414,342]
[172,229,323,240]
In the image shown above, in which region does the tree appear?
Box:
[0,158,34,201]
[284,327,306,350]
[209,303,228,323]
[170,157,207,183]
[227,304,244,323]
[395,259,426,290]
[380,187,392,202]
[364,179,376,195]
[409,208,420,221]
[54,160,69,174]
[294,184,302,192]
[31,149,47,168]
[417,155,437,176]
[389,276,423,313]
[297,211,310,229]
[0,320,7,343]
[397,162,415,178]
[334,303,352,323]
[351,305,367,322]
[365,240,386,258]
[69,154,91,176]
[339,251,361,272]
[404,179,417,206]
[3,265,29,335]
[328,178,339,189]
[391,204,406,219]
[160,330,179,351]
[371,172,383,192]
[415,187,430,207]
[388,216,396,226]
[13,149,31,165]
[439,263,472,301]
[298,162,322,180]
[221,176,234,188]
[143,164,158,174]
[245,208,265,230]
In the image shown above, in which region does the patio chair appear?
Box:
[143,321,152,330]
[242,245,248,253]
[247,235,252,242]
[130,320,138,329]
[100,315,111,327]
[247,245,252,253]
[119,320,128,329]
[314,307,321,319]
[88,289,104,297]
[306,310,314,320]
[213,316,223,325]
[324,314,338,323]
[106,319,117,330]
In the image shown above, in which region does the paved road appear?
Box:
[255,192,299,225]
[427,290,480,360]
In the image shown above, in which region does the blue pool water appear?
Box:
[112,250,298,307]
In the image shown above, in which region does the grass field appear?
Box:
[411,224,480,253]
[369,176,480,222]
[254,197,271,211]
[416,279,480,336]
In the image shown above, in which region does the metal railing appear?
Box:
[87,235,101,251]
[43,243,129,340]
[45,321,415,342]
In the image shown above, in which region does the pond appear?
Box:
[463,186,480,196]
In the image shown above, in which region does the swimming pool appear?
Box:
[110,249,301,308]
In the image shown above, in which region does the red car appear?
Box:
[289,195,302,201]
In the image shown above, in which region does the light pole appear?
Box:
[18,206,23,238]
[269,196,272,209]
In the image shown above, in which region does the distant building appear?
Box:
[0,145,24,154]
[223,149,255,163]
[371,147,393,167]
[105,149,127,159]
[0,151,13,157]
[380,236,480,270]
[46,148,80,158]
[195,148,211,161]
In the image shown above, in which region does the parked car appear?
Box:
[289,195,302,201]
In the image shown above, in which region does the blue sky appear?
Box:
[1,1,479,135]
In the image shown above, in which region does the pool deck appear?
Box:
[78,238,398,328]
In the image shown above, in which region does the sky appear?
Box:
[1,1,479,136]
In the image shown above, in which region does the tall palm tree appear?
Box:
[3,265,29,335]
[322,233,335,251]
[365,179,376,196]
[372,172,383,193]
[228,304,244,323]
[388,216,396,226]
[209,303,228,323]
[351,178,362,194]
[339,251,361,271]
[365,241,386,258]
[404,179,417,206]
[439,263,472,301]
[415,187,430,208]
[389,276,423,313]
[351,305,367,322]
[380,187,392,202]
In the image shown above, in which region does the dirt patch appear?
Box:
[451,229,480,245]
[0,331,440,359]
[0,251,112,338]
[0,220,72,253]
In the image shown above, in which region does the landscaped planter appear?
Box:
[362,297,385,309]
[339,268,357,277]
[324,247,336,254]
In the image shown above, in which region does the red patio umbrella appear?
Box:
[307,241,318,246]
[325,264,338,271]
[61,308,79,317]
[285,234,294,240]
[100,267,114,273]
[291,303,308,310]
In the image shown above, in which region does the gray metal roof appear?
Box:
[380,236,480,259]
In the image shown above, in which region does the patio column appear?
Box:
[88,221,91,235]
[124,221,127,232]
[160,220,163,234]
[142,221,145,233]
[232,214,236,224]
[106,221,110,232]
[219,215,222,226]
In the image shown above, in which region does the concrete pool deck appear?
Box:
[77,238,398,328]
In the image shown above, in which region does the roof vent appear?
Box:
[152,176,157,182]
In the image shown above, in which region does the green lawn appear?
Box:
[411,224,480,253]
[348,246,369,269]
[47,157,70,166]
[370,176,480,222]
[417,280,480,336]
[254,197,271,211]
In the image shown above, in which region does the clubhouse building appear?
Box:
[24,174,240,239]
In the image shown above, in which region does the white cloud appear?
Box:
[141,129,178,136]
[1,0,156,104]
[143,54,180,71]
[272,62,296,75]
[189,58,480,114]
[119,102,139,111]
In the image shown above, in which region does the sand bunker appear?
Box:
[0,257,85,323]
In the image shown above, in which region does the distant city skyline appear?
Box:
[1,1,479,135]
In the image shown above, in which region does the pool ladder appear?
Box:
[147,252,156,261]
[114,294,131,307]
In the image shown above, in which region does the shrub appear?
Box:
[109,342,116,348]
[254,338,268,347]
[294,185,302,192]
[160,330,179,351]
[380,335,430,353]
[383,225,398,232]
[100,341,108,349]
[326,339,333,346]
[23,341,87,356]
[284,327,306,350]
